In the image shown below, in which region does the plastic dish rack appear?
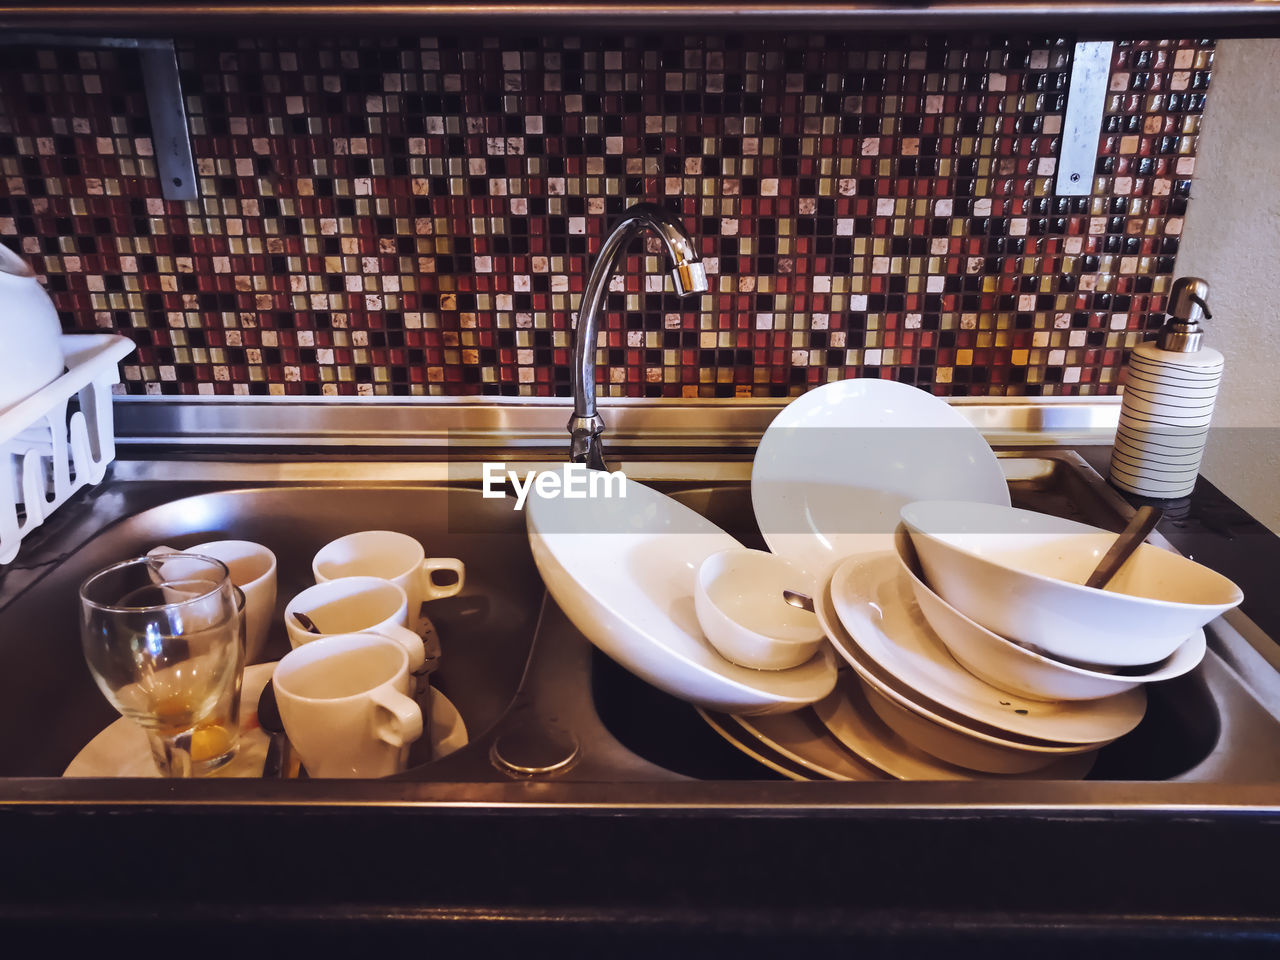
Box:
[0,334,135,564]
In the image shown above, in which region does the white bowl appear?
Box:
[0,245,65,412]
[695,548,825,671]
[893,526,1207,701]
[526,476,837,715]
[901,500,1242,668]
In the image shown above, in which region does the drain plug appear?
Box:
[491,727,580,777]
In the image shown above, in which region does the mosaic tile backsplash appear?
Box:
[0,34,1212,398]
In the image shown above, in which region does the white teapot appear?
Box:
[0,245,65,413]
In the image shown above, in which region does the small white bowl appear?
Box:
[893,526,1207,701]
[695,548,825,671]
[901,500,1242,668]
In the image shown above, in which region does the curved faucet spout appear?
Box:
[569,203,708,471]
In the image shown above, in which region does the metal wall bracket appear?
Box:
[1055,40,1115,197]
[0,34,197,202]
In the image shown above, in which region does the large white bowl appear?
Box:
[901,500,1242,668]
[526,476,837,715]
[751,377,1009,580]
[893,526,1207,701]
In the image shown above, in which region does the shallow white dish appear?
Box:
[894,527,1207,701]
[829,552,1147,743]
[750,377,1010,579]
[527,476,838,715]
[813,674,1097,780]
[734,708,886,781]
[697,709,811,780]
[65,662,468,777]
[901,499,1242,668]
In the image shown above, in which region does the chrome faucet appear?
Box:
[569,203,708,471]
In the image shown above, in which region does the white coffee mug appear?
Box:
[312,531,464,623]
[150,540,278,665]
[284,576,426,672]
[273,633,423,778]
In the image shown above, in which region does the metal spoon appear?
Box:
[1084,504,1164,590]
[257,679,292,778]
[293,611,322,634]
[782,589,815,613]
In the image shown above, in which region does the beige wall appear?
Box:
[1176,39,1280,533]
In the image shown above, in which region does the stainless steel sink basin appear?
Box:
[0,483,544,777]
[1,449,1279,803]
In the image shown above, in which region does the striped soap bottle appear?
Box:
[1110,277,1223,500]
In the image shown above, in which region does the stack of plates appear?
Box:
[698,670,1097,782]
[1111,349,1223,498]
[814,552,1147,774]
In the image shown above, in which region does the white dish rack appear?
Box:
[0,334,135,564]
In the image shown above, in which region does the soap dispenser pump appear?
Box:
[1109,276,1224,499]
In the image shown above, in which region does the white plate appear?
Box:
[734,709,887,781]
[750,378,1010,578]
[64,662,469,778]
[828,553,1147,745]
[813,673,1096,781]
[527,476,837,715]
[696,709,811,780]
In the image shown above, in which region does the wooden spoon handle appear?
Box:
[1084,504,1164,590]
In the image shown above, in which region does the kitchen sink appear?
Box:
[1,448,1278,794]
[4,445,1280,949]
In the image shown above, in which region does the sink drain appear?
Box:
[490,727,580,777]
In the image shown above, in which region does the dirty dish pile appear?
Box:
[684,376,1241,779]
[745,502,1237,779]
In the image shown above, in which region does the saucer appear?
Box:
[64,662,468,778]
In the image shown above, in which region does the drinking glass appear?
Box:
[79,554,243,777]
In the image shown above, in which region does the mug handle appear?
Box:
[369,623,427,673]
[419,557,465,601]
[370,686,424,749]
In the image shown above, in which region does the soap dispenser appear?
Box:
[1109,277,1223,499]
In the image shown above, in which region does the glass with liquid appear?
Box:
[79,554,243,777]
